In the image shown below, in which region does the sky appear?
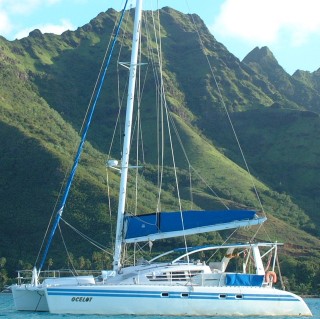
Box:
[0,0,320,75]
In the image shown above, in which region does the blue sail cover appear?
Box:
[124,210,266,243]
[226,274,264,287]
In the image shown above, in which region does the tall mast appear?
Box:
[113,0,143,272]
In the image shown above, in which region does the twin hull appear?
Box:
[11,285,48,312]
[11,275,95,312]
[46,284,312,316]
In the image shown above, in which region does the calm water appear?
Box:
[0,292,319,319]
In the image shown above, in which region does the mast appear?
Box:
[113,0,143,272]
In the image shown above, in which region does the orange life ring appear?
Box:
[265,271,277,283]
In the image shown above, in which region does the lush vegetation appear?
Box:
[0,8,320,295]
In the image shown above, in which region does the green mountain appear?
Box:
[1,7,320,292]
[243,46,320,111]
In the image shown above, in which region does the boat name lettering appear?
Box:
[71,297,93,302]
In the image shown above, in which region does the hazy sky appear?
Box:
[0,0,319,75]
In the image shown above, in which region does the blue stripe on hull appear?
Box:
[47,288,299,302]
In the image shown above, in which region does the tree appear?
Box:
[0,257,8,288]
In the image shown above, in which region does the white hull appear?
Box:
[11,285,48,312]
[12,275,95,312]
[45,284,312,316]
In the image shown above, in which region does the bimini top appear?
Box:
[124,210,266,243]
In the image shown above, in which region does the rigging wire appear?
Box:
[184,0,265,216]
[149,6,191,262]
[37,0,129,273]
[34,13,122,268]
[205,228,239,263]
[58,223,78,276]
[132,2,233,220]
[251,219,273,243]
[148,8,165,213]
[166,112,230,210]
[189,165,193,210]
[61,218,111,254]
[276,252,285,290]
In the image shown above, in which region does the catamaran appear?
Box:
[12,0,312,316]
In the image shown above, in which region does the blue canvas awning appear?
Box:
[124,210,266,243]
[226,274,264,287]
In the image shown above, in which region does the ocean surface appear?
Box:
[0,292,319,319]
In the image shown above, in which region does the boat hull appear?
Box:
[11,275,95,312]
[45,284,312,316]
[11,285,48,312]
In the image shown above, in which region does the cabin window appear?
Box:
[161,292,169,297]
[235,294,243,299]
[181,293,189,298]
[147,274,167,281]
[147,270,202,282]
[171,271,187,281]
[219,294,227,299]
